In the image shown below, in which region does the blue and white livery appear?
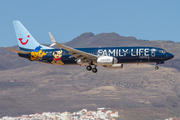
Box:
[5,21,174,73]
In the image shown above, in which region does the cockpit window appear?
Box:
[159,50,166,53]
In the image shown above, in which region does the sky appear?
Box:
[0,0,180,47]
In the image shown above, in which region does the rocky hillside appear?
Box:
[0,33,180,120]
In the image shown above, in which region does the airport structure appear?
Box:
[0,108,118,120]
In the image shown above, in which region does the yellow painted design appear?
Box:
[30,50,47,61]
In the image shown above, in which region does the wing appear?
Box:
[48,32,98,61]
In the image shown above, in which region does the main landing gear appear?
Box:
[155,62,159,70]
[86,65,97,73]
[86,66,92,71]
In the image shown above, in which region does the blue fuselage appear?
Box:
[19,46,174,65]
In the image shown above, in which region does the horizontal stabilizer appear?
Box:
[5,47,29,54]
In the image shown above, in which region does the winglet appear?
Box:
[48,32,57,47]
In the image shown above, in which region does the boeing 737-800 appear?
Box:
[5,21,174,73]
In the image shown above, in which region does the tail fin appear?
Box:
[13,21,52,51]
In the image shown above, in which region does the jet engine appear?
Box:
[106,64,123,69]
[97,56,118,65]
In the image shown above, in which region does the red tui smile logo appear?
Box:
[19,35,29,45]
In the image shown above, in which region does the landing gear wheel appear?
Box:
[92,68,98,73]
[155,66,159,70]
[86,66,92,71]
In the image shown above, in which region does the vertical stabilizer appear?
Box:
[13,21,52,51]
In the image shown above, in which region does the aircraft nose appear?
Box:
[167,53,174,59]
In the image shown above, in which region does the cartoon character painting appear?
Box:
[30,46,47,61]
[30,51,39,60]
[51,50,64,65]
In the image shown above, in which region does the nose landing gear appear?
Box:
[155,61,165,70]
[155,66,159,70]
[155,62,160,70]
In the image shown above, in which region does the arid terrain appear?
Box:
[0,32,180,120]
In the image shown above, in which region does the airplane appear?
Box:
[5,21,174,73]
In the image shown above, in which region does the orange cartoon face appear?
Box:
[30,50,47,61]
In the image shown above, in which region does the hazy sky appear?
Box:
[0,0,180,47]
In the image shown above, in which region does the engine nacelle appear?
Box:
[106,64,123,69]
[97,56,117,65]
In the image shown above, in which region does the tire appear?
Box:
[155,66,159,70]
[86,66,92,71]
[92,68,97,73]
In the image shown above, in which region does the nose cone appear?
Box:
[167,53,174,59]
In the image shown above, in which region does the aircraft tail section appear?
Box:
[13,21,52,51]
